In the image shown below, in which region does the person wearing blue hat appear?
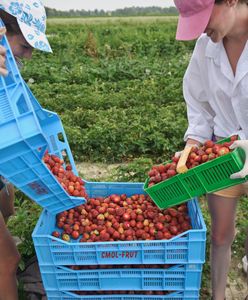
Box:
[0,1,51,299]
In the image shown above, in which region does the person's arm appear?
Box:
[0,182,15,224]
[185,138,201,147]
[0,26,8,76]
[183,38,215,145]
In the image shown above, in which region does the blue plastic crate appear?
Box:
[0,21,85,214]
[32,182,206,266]
[40,264,202,292]
[45,290,200,300]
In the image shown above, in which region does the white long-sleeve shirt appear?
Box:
[183,33,248,143]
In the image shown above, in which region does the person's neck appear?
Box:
[226,4,248,42]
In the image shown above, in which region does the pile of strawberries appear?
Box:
[52,193,191,242]
[147,135,238,187]
[43,152,87,198]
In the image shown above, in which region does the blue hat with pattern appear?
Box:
[0,0,52,52]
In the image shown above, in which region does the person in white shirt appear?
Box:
[0,1,51,299]
[174,0,248,299]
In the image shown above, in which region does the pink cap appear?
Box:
[174,0,215,40]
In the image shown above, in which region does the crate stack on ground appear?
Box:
[0,20,207,300]
[32,182,207,300]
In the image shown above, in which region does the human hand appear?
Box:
[175,143,200,174]
[0,26,8,76]
[174,143,199,158]
[230,140,248,179]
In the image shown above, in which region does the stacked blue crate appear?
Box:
[45,290,200,300]
[33,182,207,299]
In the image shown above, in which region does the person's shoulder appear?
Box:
[191,34,212,61]
[195,33,211,50]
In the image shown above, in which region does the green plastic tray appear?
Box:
[144,137,247,209]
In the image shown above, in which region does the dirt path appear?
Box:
[76,162,121,181]
[226,258,247,299]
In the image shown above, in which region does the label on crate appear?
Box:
[101,251,138,259]
[28,181,49,195]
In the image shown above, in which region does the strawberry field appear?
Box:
[7,17,248,298]
[22,17,193,163]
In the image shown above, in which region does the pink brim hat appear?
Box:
[176,1,215,41]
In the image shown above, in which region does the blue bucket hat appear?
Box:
[0,0,52,52]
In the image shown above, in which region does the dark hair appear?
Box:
[0,10,22,35]
[215,0,248,4]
